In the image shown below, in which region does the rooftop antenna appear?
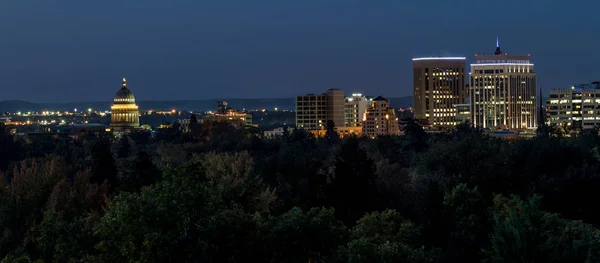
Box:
[494,36,502,55]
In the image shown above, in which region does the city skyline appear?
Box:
[1,1,599,102]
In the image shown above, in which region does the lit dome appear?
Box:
[114,78,136,104]
[110,77,140,129]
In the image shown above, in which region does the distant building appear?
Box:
[470,38,537,130]
[110,78,140,130]
[204,101,253,127]
[295,89,345,129]
[413,57,467,126]
[453,103,471,124]
[56,123,106,139]
[308,126,363,139]
[362,96,400,137]
[263,127,286,138]
[344,93,369,127]
[546,82,600,131]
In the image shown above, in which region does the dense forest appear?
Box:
[1,119,600,262]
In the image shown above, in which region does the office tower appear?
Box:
[326,89,345,128]
[470,39,537,130]
[111,78,140,129]
[296,89,345,129]
[546,82,600,131]
[344,93,369,127]
[362,96,400,137]
[413,57,466,126]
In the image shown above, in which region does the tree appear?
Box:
[90,139,118,190]
[343,209,433,263]
[403,119,427,152]
[536,123,552,138]
[115,135,131,159]
[0,123,20,172]
[442,184,489,262]
[0,157,69,258]
[96,152,276,262]
[326,137,378,223]
[484,195,600,262]
[324,120,339,145]
[188,114,201,139]
[264,207,348,263]
[117,151,162,193]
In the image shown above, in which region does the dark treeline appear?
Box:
[1,120,600,262]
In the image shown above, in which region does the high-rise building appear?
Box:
[470,39,537,130]
[344,93,369,127]
[546,82,600,131]
[110,78,140,130]
[362,96,400,137]
[413,57,466,126]
[296,89,345,129]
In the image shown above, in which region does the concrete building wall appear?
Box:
[326,89,345,128]
[296,89,345,129]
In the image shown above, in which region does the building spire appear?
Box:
[122,77,127,88]
[494,36,502,55]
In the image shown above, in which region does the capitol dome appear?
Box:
[110,78,140,129]
[114,78,136,104]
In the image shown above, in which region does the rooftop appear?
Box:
[412,57,466,61]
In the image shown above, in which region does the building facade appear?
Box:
[413,57,467,126]
[453,103,471,124]
[362,96,400,137]
[470,42,537,130]
[547,82,600,131]
[110,78,140,129]
[204,101,253,127]
[296,89,345,129]
[344,93,369,127]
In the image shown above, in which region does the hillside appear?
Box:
[0,96,416,112]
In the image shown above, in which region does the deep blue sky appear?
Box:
[1,1,598,102]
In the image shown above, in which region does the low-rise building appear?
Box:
[263,127,294,138]
[546,82,600,131]
[362,96,400,137]
[307,126,363,139]
[203,101,253,127]
[453,103,471,124]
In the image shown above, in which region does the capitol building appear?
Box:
[110,78,140,130]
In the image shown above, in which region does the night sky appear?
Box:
[1,1,598,102]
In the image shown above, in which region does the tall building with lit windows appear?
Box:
[546,82,600,131]
[110,78,140,129]
[296,89,345,129]
[470,39,537,130]
[412,57,466,126]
